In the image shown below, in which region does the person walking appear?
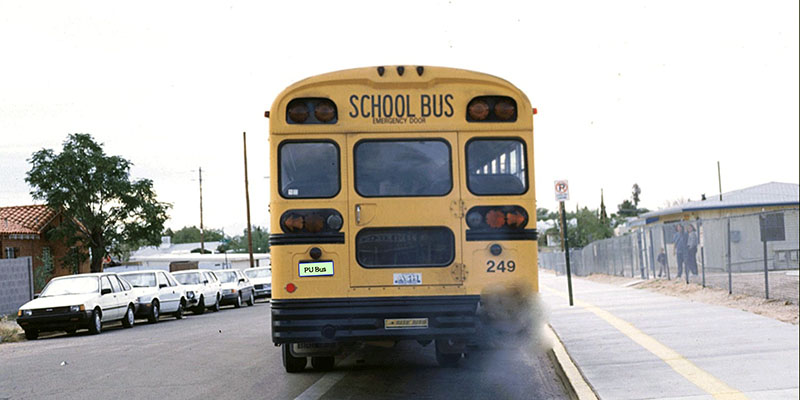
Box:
[686,224,699,275]
[672,224,688,278]
[657,248,668,277]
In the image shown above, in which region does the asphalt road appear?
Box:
[0,301,569,400]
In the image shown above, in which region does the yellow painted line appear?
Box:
[542,285,748,400]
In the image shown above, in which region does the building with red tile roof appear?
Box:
[0,205,90,290]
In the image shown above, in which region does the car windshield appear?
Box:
[244,269,270,279]
[216,271,238,283]
[121,273,157,288]
[174,273,201,285]
[40,276,99,297]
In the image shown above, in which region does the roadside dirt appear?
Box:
[583,274,799,325]
[0,317,23,343]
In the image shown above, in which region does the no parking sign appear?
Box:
[554,180,569,201]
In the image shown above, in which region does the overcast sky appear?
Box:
[1,0,798,236]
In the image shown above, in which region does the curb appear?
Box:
[545,324,598,400]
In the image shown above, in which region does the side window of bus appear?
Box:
[466,139,527,195]
[279,141,340,198]
[355,140,451,197]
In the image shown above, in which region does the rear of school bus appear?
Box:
[268,66,537,372]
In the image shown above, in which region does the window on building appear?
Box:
[5,247,16,259]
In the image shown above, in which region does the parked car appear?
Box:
[172,269,222,314]
[119,270,191,323]
[16,272,137,339]
[243,267,271,299]
[215,269,255,308]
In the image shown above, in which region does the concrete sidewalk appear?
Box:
[539,272,799,400]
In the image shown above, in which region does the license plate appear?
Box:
[385,318,428,329]
[299,261,334,277]
[295,342,337,350]
[393,273,422,285]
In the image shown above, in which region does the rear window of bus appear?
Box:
[466,139,527,195]
[279,141,340,198]
[355,139,451,197]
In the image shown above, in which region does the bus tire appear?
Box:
[435,339,462,368]
[311,356,335,371]
[282,344,307,373]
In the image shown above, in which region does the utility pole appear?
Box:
[199,166,205,253]
[717,161,723,201]
[243,132,255,269]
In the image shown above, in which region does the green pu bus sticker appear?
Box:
[299,261,334,277]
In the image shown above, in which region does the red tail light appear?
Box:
[280,209,343,233]
[485,209,506,228]
[466,206,528,230]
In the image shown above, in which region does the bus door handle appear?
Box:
[354,203,376,226]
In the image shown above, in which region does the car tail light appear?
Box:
[466,206,528,230]
[286,283,297,293]
[280,209,344,233]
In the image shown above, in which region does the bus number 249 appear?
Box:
[486,260,516,273]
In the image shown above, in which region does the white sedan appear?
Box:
[172,269,222,314]
[243,267,271,299]
[16,273,137,339]
[119,270,191,323]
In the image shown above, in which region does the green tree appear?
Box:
[217,226,270,254]
[34,249,55,292]
[632,183,641,208]
[599,189,608,224]
[26,134,170,273]
[558,207,614,248]
[170,226,224,244]
[617,199,638,218]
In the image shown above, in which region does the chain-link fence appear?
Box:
[539,209,800,304]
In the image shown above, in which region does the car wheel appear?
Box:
[194,296,206,314]
[311,356,335,371]
[88,309,102,335]
[122,305,135,328]
[24,329,39,340]
[148,300,160,323]
[247,291,255,306]
[234,294,242,308]
[282,344,307,373]
[174,301,184,319]
[212,294,221,312]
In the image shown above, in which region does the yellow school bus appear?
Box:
[267,66,538,372]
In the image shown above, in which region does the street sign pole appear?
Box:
[560,201,574,306]
[554,180,574,306]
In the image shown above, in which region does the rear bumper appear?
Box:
[271,295,479,344]
[220,293,240,305]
